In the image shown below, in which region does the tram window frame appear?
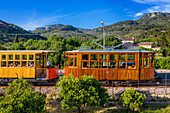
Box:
[8,55,13,61]
[1,55,6,60]
[108,62,116,68]
[14,61,20,67]
[100,54,107,61]
[91,54,98,61]
[75,57,77,67]
[82,61,89,68]
[90,62,98,68]
[8,61,14,67]
[65,57,68,66]
[1,61,6,67]
[15,55,20,60]
[118,54,126,61]
[128,54,135,61]
[99,62,107,68]
[82,54,89,60]
[22,55,27,60]
[22,61,27,67]
[36,55,40,63]
[69,57,74,66]
[118,61,126,69]
[150,53,154,67]
[144,57,149,67]
[29,55,34,61]
[109,54,116,61]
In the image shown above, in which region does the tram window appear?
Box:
[70,53,74,55]
[82,54,89,60]
[140,58,142,67]
[109,54,116,60]
[127,62,135,69]
[90,62,98,68]
[150,57,154,67]
[65,57,68,66]
[8,61,13,67]
[91,54,98,60]
[82,62,89,68]
[22,55,27,60]
[144,58,148,67]
[2,55,6,60]
[1,61,6,67]
[28,61,34,67]
[100,54,107,60]
[29,55,34,60]
[36,56,40,63]
[9,55,13,60]
[128,54,135,61]
[119,54,126,61]
[108,62,116,68]
[99,62,107,68]
[22,61,27,67]
[70,57,73,66]
[14,61,20,67]
[75,57,77,66]
[144,53,148,57]
[118,62,126,68]
[15,55,20,60]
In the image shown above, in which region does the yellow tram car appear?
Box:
[0,50,58,81]
[65,49,155,85]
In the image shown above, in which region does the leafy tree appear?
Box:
[0,77,46,113]
[120,88,146,112]
[14,34,19,43]
[56,75,109,113]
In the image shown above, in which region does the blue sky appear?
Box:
[0,0,169,30]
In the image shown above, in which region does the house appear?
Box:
[138,42,154,49]
[152,47,162,51]
[121,37,135,49]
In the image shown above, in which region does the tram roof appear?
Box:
[0,50,58,53]
[66,49,154,53]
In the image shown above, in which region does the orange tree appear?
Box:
[56,75,109,113]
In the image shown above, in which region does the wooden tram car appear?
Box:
[0,50,58,82]
[65,49,155,85]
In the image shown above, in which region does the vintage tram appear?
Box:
[0,50,58,82]
[65,49,155,85]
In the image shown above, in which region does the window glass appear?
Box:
[109,54,116,60]
[100,54,107,60]
[82,54,89,60]
[22,55,27,60]
[22,61,27,67]
[15,55,20,60]
[1,61,6,67]
[91,54,98,60]
[90,62,98,68]
[75,57,77,66]
[8,61,13,67]
[14,61,20,67]
[108,62,116,68]
[29,55,34,60]
[70,57,73,66]
[2,55,6,60]
[144,58,148,67]
[36,56,40,63]
[99,62,107,68]
[128,54,135,61]
[119,54,126,61]
[9,55,13,60]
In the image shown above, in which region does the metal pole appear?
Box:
[101,21,105,50]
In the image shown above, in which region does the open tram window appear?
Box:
[22,61,27,67]
[22,55,27,60]
[100,54,107,60]
[127,62,135,69]
[70,57,73,66]
[82,62,89,68]
[14,61,20,67]
[118,62,126,68]
[2,55,6,60]
[1,61,6,67]
[99,62,107,68]
[65,57,68,66]
[29,55,34,60]
[109,54,116,60]
[150,54,154,67]
[90,62,98,68]
[108,62,116,68]
[82,54,89,60]
[9,55,13,60]
[15,55,20,60]
[144,57,148,67]
[36,55,40,63]
[91,54,98,60]
[8,61,14,67]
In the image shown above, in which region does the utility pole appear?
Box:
[101,21,105,50]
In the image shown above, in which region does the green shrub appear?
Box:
[120,88,146,112]
[55,74,109,113]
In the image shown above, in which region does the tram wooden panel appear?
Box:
[140,68,150,80]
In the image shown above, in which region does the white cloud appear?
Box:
[19,9,68,30]
[132,0,170,17]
